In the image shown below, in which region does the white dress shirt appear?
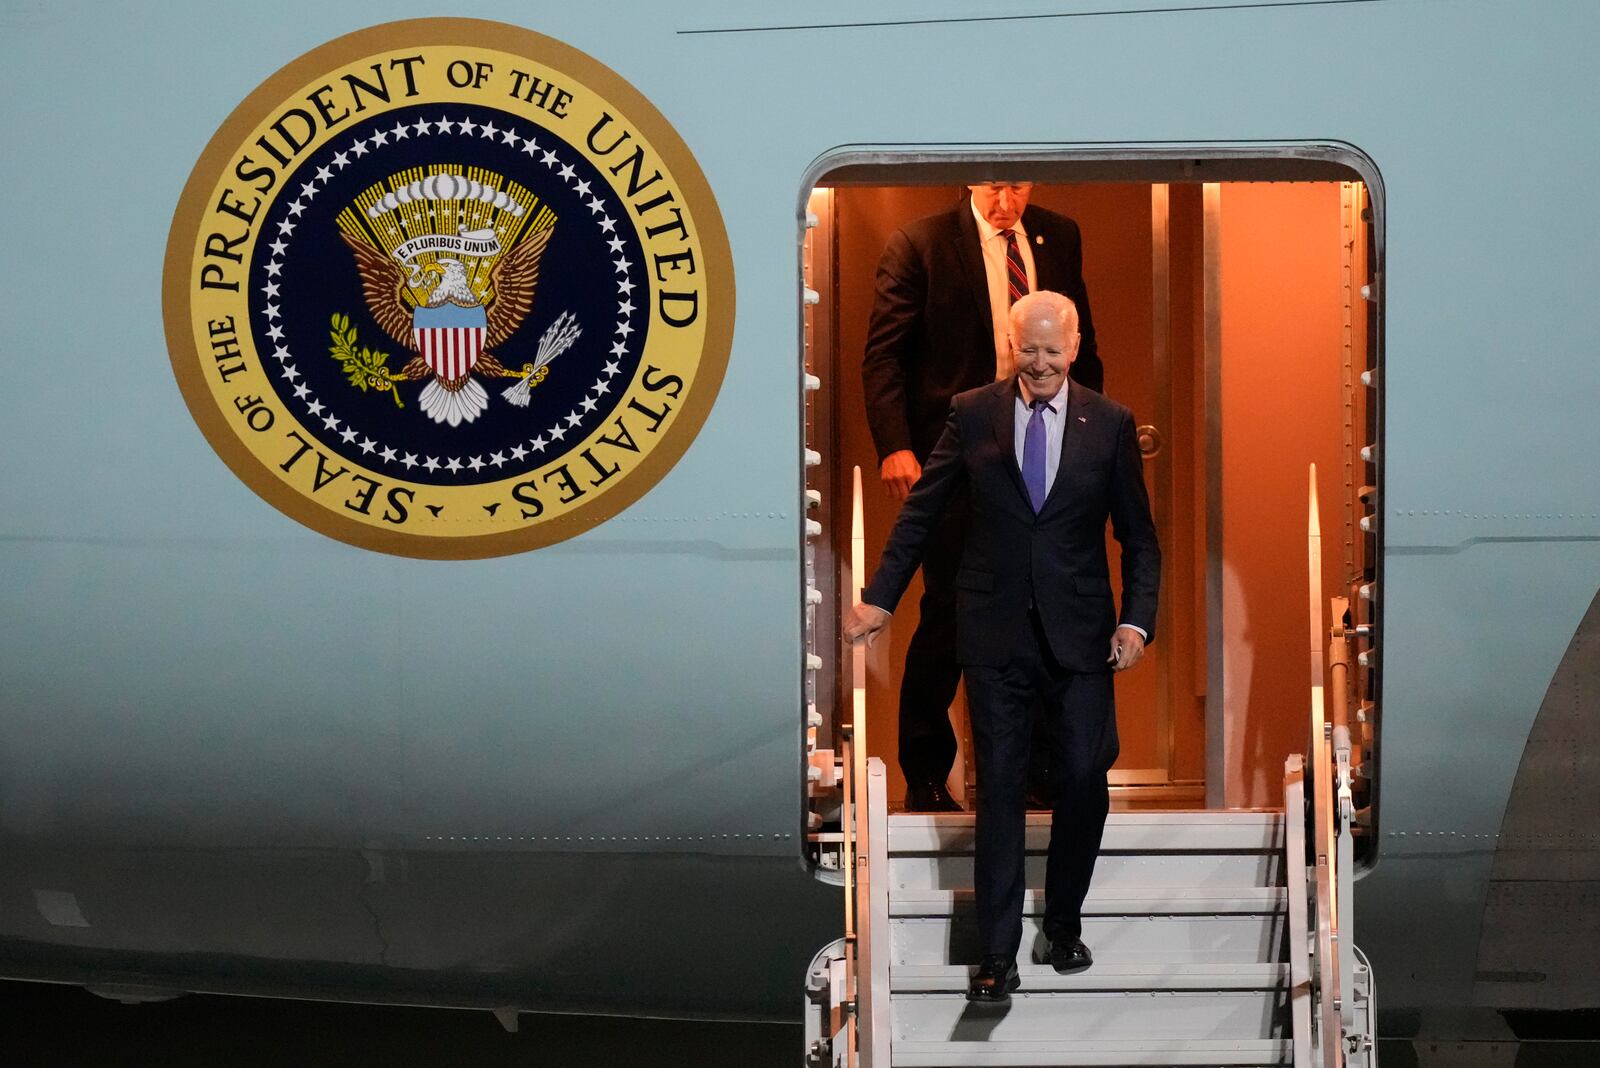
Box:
[972,199,1036,379]
[1011,381,1148,642]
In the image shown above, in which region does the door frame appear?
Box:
[798,143,1386,812]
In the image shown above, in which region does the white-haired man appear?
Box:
[846,291,1159,1003]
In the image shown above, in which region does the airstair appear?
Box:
[806,468,1376,1067]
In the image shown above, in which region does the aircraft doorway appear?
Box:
[803,156,1379,817]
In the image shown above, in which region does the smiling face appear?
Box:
[968,182,1033,230]
[1008,292,1080,402]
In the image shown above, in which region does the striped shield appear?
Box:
[413,304,488,380]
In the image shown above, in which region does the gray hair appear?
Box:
[1008,290,1079,337]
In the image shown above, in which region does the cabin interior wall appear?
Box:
[822,177,1363,811]
[1214,181,1364,808]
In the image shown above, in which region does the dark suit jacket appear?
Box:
[862,201,1102,464]
[863,380,1159,671]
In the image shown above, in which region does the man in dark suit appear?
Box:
[862,183,1103,812]
[846,292,1159,1003]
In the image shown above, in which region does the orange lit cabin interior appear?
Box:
[805,162,1376,812]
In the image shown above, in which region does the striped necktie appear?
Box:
[1002,229,1029,305]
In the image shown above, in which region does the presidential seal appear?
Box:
[164,19,732,558]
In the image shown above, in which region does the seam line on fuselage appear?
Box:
[1389,535,1600,556]
[678,0,1391,36]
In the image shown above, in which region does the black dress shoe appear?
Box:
[966,955,1020,1003]
[904,781,963,812]
[1045,935,1093,974]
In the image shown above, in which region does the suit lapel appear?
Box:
[953,203,995,341]
[988,380,1030,507]
[1038,383,1092,517]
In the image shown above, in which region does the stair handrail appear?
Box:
[838,727,857,1067]
[1304,465,1345,1067]
[859,758,889,1066]
[838,465,875,1065]
[1283,754,1314,1068]
[1326,598,1358,1031]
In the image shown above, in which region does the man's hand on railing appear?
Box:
[845,603,891,647]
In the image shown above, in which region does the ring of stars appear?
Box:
[256,109,643,483]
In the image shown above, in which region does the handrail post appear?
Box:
[1284,755,1313,1068]
[852,465,868,796]
[1326,597,1358,1033]
[858,759,890,1067]
[839,730,856,1067]
[842,466,872,1065]
[1306,465,1345,1067]
[1333,724,1356,1033]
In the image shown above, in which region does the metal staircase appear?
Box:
[806,466,1374,1067]
[884,808,1295,1066]
[808,772,1373,1067]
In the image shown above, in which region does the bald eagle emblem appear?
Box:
[333,170,580,426]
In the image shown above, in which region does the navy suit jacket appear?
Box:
[863,380,1160,671]
[862,201,1102,464]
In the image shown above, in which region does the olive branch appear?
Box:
[329,313,404,408]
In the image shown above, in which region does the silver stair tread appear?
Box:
[891,851,1282,891]
[892,988,1282,1044]
[890,811,1284,853]
[892,963,1290,993]
[893,913,1283,966]
[892,1038,1292,1066]
[891,886,1287,916]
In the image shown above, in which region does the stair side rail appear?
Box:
[1283,754,1314,1068]
[838,725,857,1067]
[824,466,869,1066]
[1317,471,1378,1065]
[1325,599,1360,1034]
[838,466,893,1066]
[858,758,890,1066]
[1305,466,1344,1068]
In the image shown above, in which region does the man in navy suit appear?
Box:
[846,291,1159,1003]
[862,184,1103,812]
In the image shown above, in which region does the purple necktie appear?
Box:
[1023,400,1048,512]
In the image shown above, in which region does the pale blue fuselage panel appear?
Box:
[1,0,1597,1027]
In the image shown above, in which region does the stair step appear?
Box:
[892,1037,1292,1066]
[892,851,1282,891]
[891,887,1287,917]
[893,914,1283,966]
[871,809,1298,1063]
[889,812,1284,854]
[891,963,1290,993]
[891,988,1287,1043]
